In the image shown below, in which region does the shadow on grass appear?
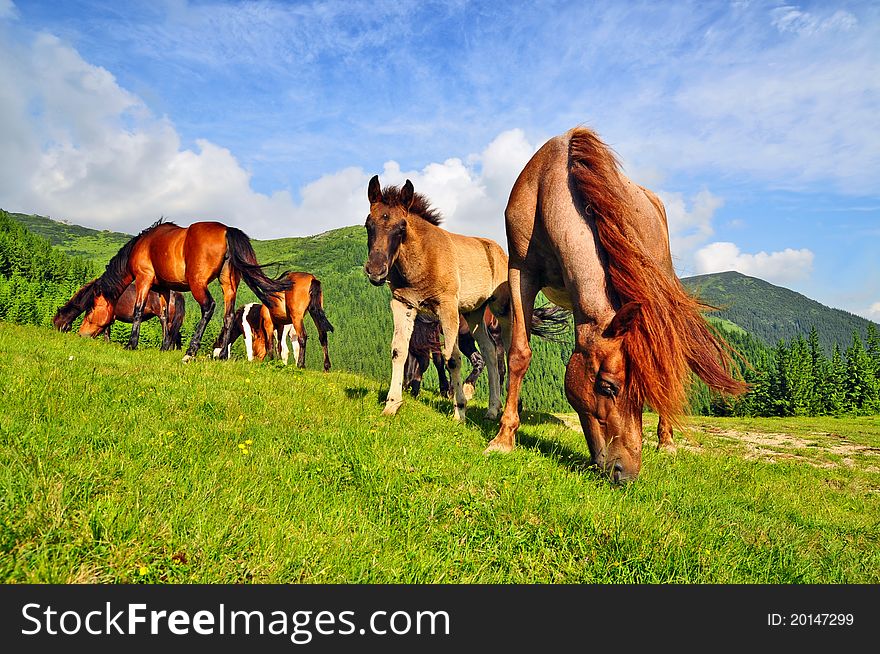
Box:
[344,387,369,400]
[411,390,598,476]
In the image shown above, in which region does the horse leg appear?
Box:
[159,289,172,351]
[382,298,416,416]
[486,268,538,453]
[467,309,501,420]
[657,415,677,453]
[433,351,450,398]
[318,325,331,372]
[125,277,153,350]
[293,316,307,368]
[459,327,484,402]
[184,285,215,361]
[213,264,240,360]
[438,303,466,422]
[280,324,292,364]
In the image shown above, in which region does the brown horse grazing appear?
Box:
[259,271,334,371]
[62,219,291,360]
[365,176,512,421]
[54,280,186,349]
[212,302,276,361]
[485,126,746,482]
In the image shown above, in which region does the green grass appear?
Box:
[1,322,878,583]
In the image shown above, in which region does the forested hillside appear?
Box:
[681,271,873,354]
[4,211,879,417]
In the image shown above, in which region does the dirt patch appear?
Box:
[555,414,880,473]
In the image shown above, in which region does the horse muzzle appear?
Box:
[364,263,388,286]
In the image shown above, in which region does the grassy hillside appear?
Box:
[7,212,131,264]
[8,211,575,411]
[1,322,877,583]
[682,271,877,354]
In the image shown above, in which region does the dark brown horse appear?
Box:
[263,271,334,371]
[485,126,746,482]
[59,219,291,360]
[404,310,506,400]
[55,280,185,349]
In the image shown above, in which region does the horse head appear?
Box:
[79,293,115,338]
[363,175,412,286]
[564,302,644,483]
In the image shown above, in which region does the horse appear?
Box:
[212,302,275,361]
[260,271,334,371]
[365,176,567,420]
[58,219,291,360]
[54,280,186,349]
[484,126,746,482]
[365,176,513,421]
[404,309,506,400]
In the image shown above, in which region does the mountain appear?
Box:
[681,271,876,354]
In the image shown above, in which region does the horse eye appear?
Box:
[382,213,389,220]
[598,379,618,398]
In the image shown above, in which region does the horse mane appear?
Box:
[53,278,100,330]
[381,184,443,225]
[568,126,747,425]
[96,218,172,303]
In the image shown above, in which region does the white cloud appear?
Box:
[657,189,724,256]
[772,7,857,35]
[0,23,538,242]
[693,242,814,284]
[868,302,880,321]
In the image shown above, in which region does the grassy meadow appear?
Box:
[1,322,878,583]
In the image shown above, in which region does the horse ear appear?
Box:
[368,175,382,204]
[604,302,641,338]
[401,179,415,210]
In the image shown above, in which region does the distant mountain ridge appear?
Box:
[681,271,876,354]
[7,211,875,356]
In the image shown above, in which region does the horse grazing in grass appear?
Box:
[59,219,291,360]
[365,176,512,421]
[262,271,334,371]
[54,281,186,349]
[212,302,275,361]
[485,126,746,482]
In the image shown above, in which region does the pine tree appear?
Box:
[844,331,880,414]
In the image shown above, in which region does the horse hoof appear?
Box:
[658,442,678,455]
[483,439,514,454]
[485,410,499,421]
[212,348,222,359]
[382,400,402,416]
[453,408,467,422]
[182,355,193,364]
[463,383,475,401]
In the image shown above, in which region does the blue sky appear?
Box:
[0,0,877,319]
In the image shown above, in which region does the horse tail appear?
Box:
[225,227,292,305]
[531,304,571,342]
[307,278,334,335]
[567,126,746,424]
[168,292,186,349]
